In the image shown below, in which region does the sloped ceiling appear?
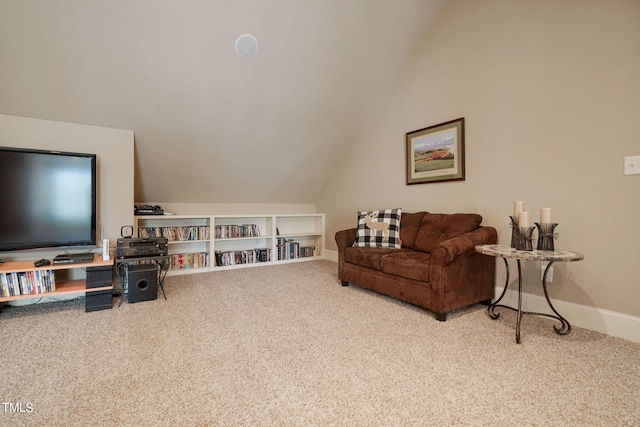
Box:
[0,0,445,204]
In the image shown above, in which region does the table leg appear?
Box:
[488,258,510,319]
[487,258,524,343]
[157,261,168,300]
[540,261,571,335]
[117,263,127,307]
[516,260,523,344]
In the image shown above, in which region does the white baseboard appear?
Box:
[325,249,639,343]
[494,286,640,344]
[325,249,338,263]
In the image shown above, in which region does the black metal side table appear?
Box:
[475,244,584,344]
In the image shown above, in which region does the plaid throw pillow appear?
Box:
[352,209,402,249]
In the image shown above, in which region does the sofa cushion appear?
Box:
[414,213,482,253]
[352,208,402,249]
[381,251,431,282]
[399,211,428,249]
[344,247,405,271]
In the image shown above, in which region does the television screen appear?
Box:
[0,146,97,252]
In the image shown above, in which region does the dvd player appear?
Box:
[53,253,95,265]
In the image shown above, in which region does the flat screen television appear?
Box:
[0,146,97,252]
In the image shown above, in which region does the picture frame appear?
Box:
[406,117,465,185]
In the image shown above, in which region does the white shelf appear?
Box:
[134,213,324,275]
[214,236,274,241]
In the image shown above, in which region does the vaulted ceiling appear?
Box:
[0,0,445,204]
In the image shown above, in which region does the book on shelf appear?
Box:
[214,248,272,266]
[0,270,56,297]
[214,224,261,239]
[170,252,209,270]
[138,226,210,241]
[276,238,320,260]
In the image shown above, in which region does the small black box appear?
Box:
[86,265,113,289]
[85,265,113,311]
[86,290,113,312]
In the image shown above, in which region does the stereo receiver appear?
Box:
[116,237,168,259]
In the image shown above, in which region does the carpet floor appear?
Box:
[1,260,638,426]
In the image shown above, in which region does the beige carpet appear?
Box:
[1,260,639,426]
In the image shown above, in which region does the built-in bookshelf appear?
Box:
[134,213,324,275]
[275,214,324,261]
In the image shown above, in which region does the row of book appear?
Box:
[215,224,261,239]
[0,270,56,297]
[138,226,210,241]
[214,248,272,266]
[278,240,296,260]
[170,252,209,270]
[277,238,321,260]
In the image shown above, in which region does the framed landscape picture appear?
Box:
[406,117,465,185]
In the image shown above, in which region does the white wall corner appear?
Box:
[325,249,339,263]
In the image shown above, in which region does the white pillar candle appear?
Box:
[540,208,552,224]
[513,200,524,219]
[519,211,530,228]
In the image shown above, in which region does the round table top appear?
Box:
[475,244,584,262]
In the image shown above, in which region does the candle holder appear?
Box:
[535,222,558,251]
[509,215,519,248]
[515,226,535,251]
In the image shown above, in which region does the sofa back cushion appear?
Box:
[414,213,482,253]
[399,212,428,249]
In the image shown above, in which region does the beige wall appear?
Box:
[0,114,134,261]
[317,0,640,317]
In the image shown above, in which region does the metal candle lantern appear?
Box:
[515,226,535,251]
[510,215,519,248]
[535,222,558,251]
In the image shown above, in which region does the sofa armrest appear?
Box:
[335,228,357,282]
[335,228,357,250]
[432,226,498,265]
[429,226,498,315]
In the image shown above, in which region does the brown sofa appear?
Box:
[335,212,497,321]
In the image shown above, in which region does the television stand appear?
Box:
[0,255,114,313]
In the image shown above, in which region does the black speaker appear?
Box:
[127,265,157,303]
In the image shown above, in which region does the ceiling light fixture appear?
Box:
[235,34,258,58]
